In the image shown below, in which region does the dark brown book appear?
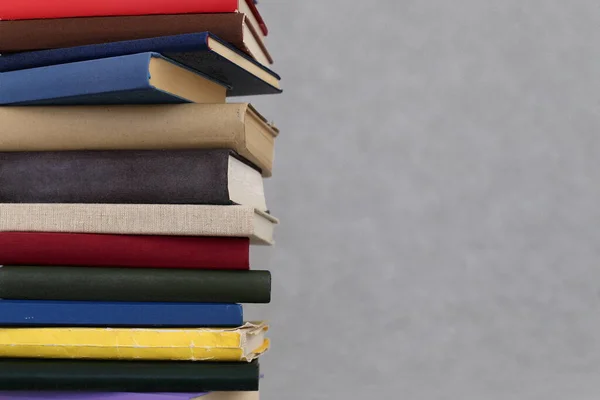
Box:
[0,13,273,65]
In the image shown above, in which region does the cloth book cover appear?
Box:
[0,392,259,400]
[0,103,278,178]
[0,323,269,362]
[0,0,269,36]
[0,204,278,245]
[0,14,273,65]
[0,301,243,328]
[0,359,260,391]
[0,150,266,210]
[0,266,271,303]
[0,233,250,270]
[0,33,281,97]
[0,53,228,105]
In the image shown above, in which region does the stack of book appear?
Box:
[0,1,281,399]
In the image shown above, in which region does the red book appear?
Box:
[0,232,250,270]
[0,0,268,35]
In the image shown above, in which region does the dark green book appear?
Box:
[0,266,271,303]
[0,359,259,391]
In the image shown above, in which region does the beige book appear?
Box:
[0,204,277,245]
[194,392,259,400]
[0,104,279,177]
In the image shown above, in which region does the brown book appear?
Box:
[0,103,279,177]
[0,13,273,66]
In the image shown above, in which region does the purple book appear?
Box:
[0,394,208,400]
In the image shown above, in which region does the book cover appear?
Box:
[0,267,271,303]
[0,204,278,245]
[0,33,281,97]
[0,14,273,65]
[0,53,227,105]
[0,104,278,177]
[0,359,260,391]
[0,323,269,362]
[0,0,268,35]
[0,301,243,327]
[0,233,250,270]
[0,150,266,209]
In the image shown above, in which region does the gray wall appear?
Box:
[250,1,600,399]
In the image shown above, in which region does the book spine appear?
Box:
[0,33,211,73]
[0,15,246,53]
[0,0,239,20]
[0,53,152,105]
[0,301,244,327]
[0,150,233,205]
[0,233,250,270]
[0,359,260,391]
[0,267,272,303]
[0,204,267,243]
[0,328,258,361]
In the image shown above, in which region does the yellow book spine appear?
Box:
[0,325,268,362]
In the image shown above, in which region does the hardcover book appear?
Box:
[0,359,260,391]
[0,392,259,400]
[0,53,227,105]
[0,104,278,177]
[0,267,271,303]
[0,14,272,65]
[0,301,243,327]
[0,150,267,210]
[0,0,269,36]
[0,204,277,245]
[0,33,281,96]
[0,323,269,362]
[0,233,250,270]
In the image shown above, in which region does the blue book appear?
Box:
[0,32,282,97]
[0,300,243,327]
[0,53,228,106]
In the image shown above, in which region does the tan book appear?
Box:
[0,104,279,177]
[0,204,277,245]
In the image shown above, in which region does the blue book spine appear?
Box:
[0,33,212,73]
[0,301,243,327]
[0,53,190,105]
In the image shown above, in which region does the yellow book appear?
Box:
[0,322,268,362]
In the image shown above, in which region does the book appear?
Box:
[0,204,277,245]
[0,33,281,97]
[0,0,269,36]
[0,267,271,303]
[0,323,269,362]
[0,301,243,327]
[0,14,273,66]
[0,150,267,211]
[0,359,260,391]
[0,104,278,177]
[0,53,227,106]
[0,392,259,400]
[0,233,250,270]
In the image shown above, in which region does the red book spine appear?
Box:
[0,0,239,20]
[0,232,250,270]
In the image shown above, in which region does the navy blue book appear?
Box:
[0,53,229,106]
[0,300,243,327]
[0,32,282,97]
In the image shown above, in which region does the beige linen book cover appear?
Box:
[0,204,277,245]
[0,104,279,177]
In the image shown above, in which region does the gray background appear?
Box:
[248,1,600,399]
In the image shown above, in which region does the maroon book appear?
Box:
[0,232,249,270]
